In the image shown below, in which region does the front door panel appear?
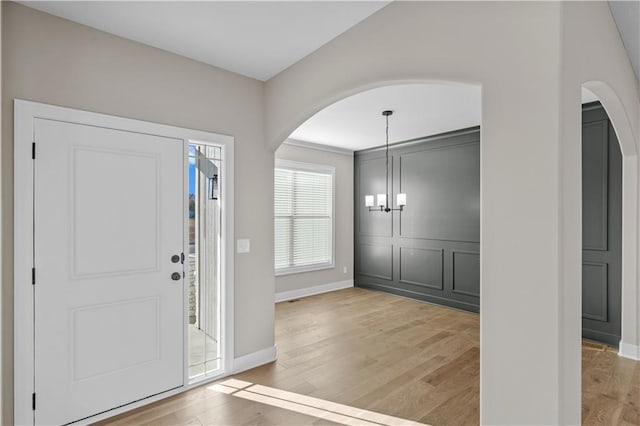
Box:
[34,119,184,425]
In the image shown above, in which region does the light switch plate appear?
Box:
[236,239,250,253]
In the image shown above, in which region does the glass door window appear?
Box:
[188,143,222,380]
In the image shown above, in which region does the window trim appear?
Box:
[274,159,335,276]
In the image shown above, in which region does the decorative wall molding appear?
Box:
[581,262,609,322]
[358,244,393,281]
[451,250,481,298]
[275,279,354,303]
[582,120,609,251]
[283,138,354,156]
[356,126,480,154]
[232,345,277,374]
[398,247,444,290]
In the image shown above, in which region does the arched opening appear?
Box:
[580,83,640,423]
[581,81,638,357]
[257,77,640,425]
[268,82,483,425]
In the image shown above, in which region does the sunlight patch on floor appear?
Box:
[208,379,429,426]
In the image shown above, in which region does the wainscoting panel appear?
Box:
[358,243,393,281]
[399,247,443,290]
[582,262,608,322]
[452,251,480,298]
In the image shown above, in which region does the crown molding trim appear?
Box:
[282,138,354,156]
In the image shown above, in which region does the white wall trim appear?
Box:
[232,346,277,374]
[284,138,354,156]
[619,341,640,360]
[275,279,354,303]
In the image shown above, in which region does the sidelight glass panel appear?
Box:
[188,143,222,380]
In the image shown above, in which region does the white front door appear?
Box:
[33,119,184,425]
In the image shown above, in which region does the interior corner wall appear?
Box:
[265,1,577,424]
[1,3,275,424]
[561,1,640,363]
[274,143,354,296]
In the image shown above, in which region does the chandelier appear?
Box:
[365,110,406,213]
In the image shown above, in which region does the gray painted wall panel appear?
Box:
[582,262,608,322]
[582,120,609,251]
[355,104,622,343]
[354,128,480,312]
[581,102,622,346]
[358,243,393,280]
[358,157,393,237]
[399,247,443,290]
[452,251,480,298]
[399,143,480,242]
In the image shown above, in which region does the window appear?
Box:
[275,160,334,275]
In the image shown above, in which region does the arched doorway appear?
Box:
[582,82,639,360]
[272,82,483,425]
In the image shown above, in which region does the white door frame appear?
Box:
[14,99,235,425]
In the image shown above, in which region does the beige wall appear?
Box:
[274,142,353,295]
[264,1,640,423]
[1,3,274,423]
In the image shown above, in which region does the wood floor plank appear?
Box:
[97,288,640,426]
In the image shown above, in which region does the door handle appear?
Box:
[171,272,181,281]
[171,254,180,263]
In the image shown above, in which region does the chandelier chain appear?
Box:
[385,113,389,209]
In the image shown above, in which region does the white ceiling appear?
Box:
[290,86,601,151]
[290,84,481,151]
[19,1,623,151]
[20,1,390,81]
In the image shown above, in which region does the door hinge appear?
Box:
[32,268,36,285]
[32,143,36,160]
[32,393,36,410]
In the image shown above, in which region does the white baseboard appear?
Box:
[275,279,354,303]
[232,345,277,374]
[619,341,640,360]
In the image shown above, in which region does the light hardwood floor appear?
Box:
[97,287,639,425]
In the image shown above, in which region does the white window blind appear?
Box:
[275,160,334,274]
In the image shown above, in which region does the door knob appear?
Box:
[171,255,180,263]
[171,272,181,281]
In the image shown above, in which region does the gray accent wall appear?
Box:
[354,128,481,312]
[354,103,622,347]
[582,102,622,346]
